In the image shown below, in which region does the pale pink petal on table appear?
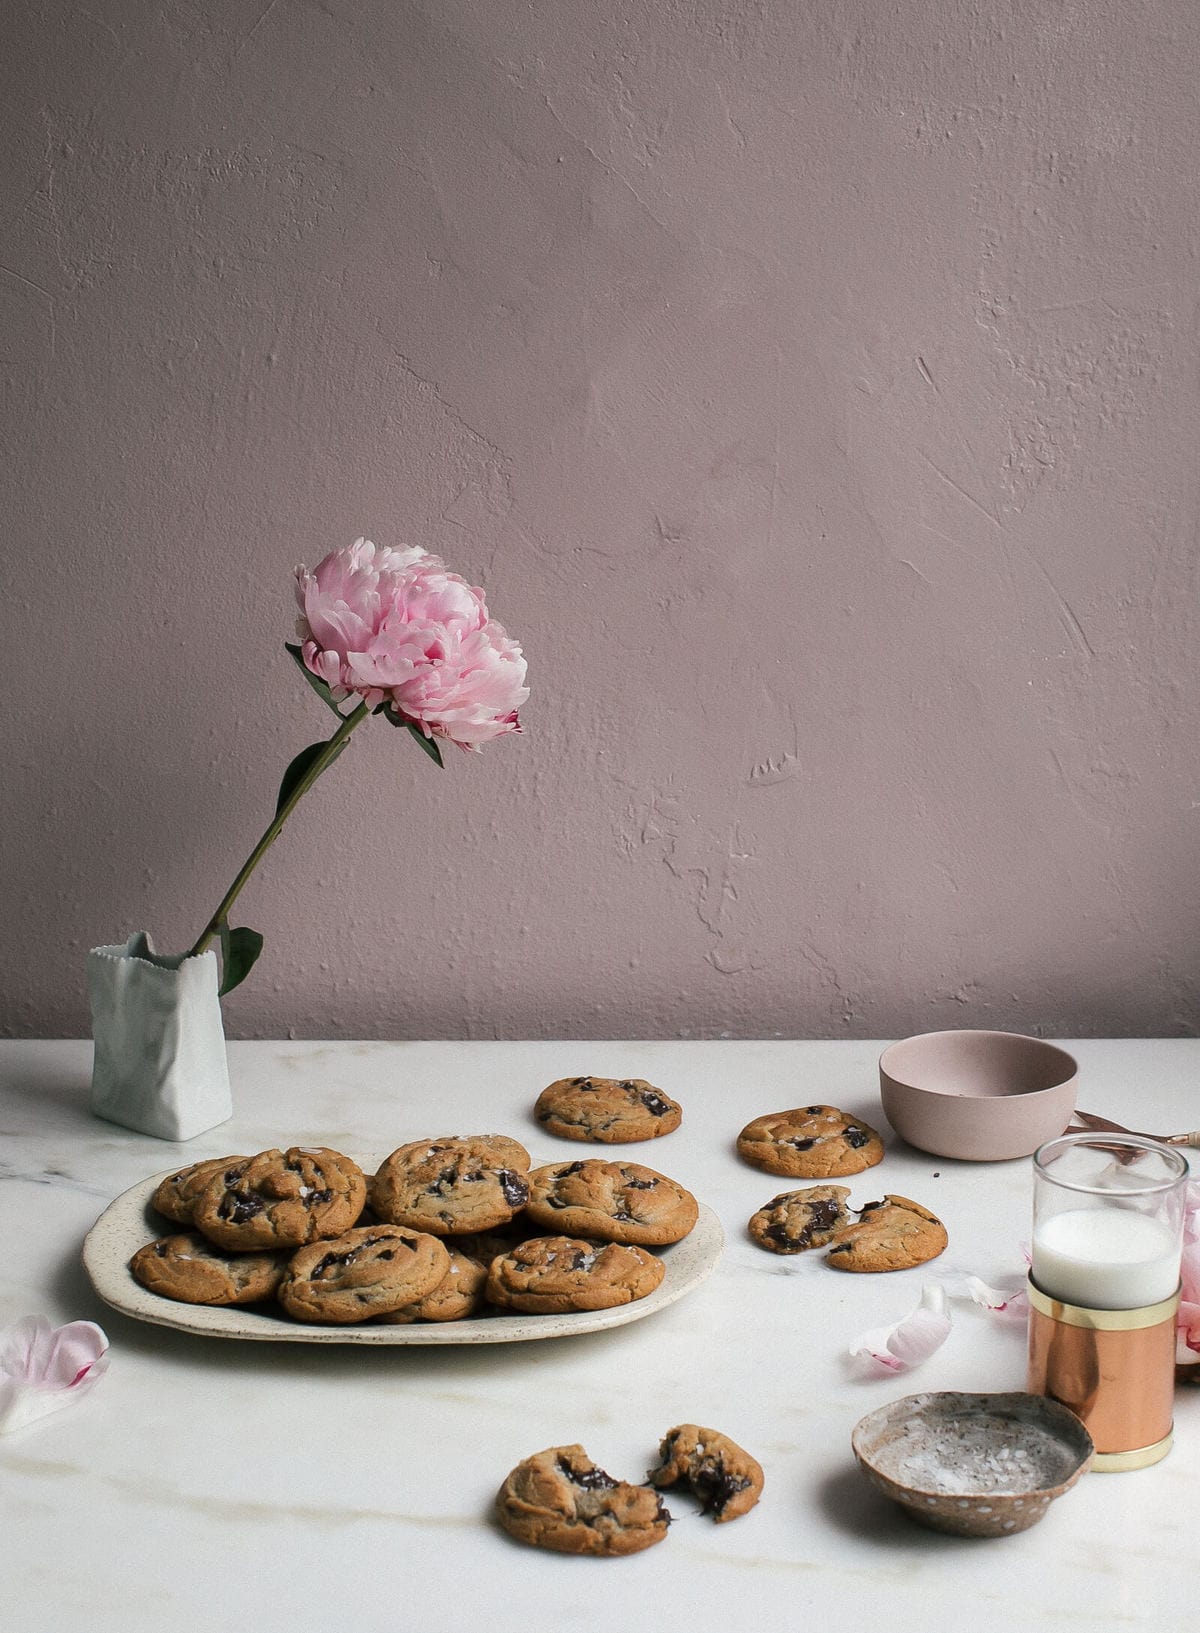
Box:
[848,1285,952,1376]
[0,1317,109,1434]
[959,1274,1030,1323]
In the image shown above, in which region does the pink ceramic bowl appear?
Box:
[878,1029,1078,1162]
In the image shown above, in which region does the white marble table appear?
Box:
[1,1038,1195,1631]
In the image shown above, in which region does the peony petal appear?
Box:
[1179,1301,1200,1353]
[0,1316,109,1435]
[0,1314,52,1383]
[0,1384,96,1434]
[39,1322,109,1391]
[958,1274,1030,1323]
[1178,1300,1200,1353]
[1184,1179,1200,1245]
[848,1285,952,1375]
[1180,1239,1200,1306]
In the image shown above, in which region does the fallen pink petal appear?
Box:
[1178,1301,1200,1354]
[1184,1180,1200,1242]
[1178,1234,1200,1352]
[848,1285,952,1375]
[959,1274,1030,1323]
[1179,1238,1200,1314]
[0,1316,110,1435]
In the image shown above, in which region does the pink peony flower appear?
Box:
[294,538,529,749]
[188,534,529,993]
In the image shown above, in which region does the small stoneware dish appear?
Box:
[878,1029,1077,1161]
[851,1391,1094,1537]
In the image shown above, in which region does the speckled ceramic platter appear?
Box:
[82,1163,724,1345]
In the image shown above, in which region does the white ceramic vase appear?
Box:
[87,932,233,1141]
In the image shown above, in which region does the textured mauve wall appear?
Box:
[4,1,1200,1040]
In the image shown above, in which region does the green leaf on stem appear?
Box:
[218,921,265,996]
[407,722,444,767]
[380,703,444,767]
[274,739,347,816]
[285,642,344,717]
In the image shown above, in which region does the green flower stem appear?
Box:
[187,701,370,958]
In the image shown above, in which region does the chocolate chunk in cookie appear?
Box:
[496,1445,672,1555]
[523,1159,698,1246]
[192,1147,367,1251]
[736,1106,884,1178]
[826,1194,947,1272]
[747,1185,853,1254]
[150,1156,248,1225]
[647,1424,764,1522]
[278,1224,450,1323]
[130,1232,287,1306]
[485,1235,665,1313]
[370,1136,531,1236]
[534,1076,682,1143]
[376,1245,489,1324]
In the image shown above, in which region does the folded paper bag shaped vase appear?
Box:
[87,933,233,1142]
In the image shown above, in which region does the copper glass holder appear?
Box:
[1027,1276,1180,1471]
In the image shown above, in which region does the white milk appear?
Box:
[1032,1207,1180,1309]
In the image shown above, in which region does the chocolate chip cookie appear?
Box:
[192,1147,367,1251]
[485,1235,665,1313]
[496,1445,672,1555]
[826,1194,947,1272]
[523,1159,698,1246]
[278,1224,450,1323]
[647,1424,764,1522]
[130,1232,287,1306]
[736,1106,884,1178]
[376,1245,489,1324]
[533,1076,683,1143]
[370,1136,531,1235]
[150,1156,248,1225]
[747,1185,853,1254]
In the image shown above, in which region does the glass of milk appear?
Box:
[1032,1133,1188,1310]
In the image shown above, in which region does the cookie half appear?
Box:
[826,1194,947,1272]
[496,1445,671,1556]
[647,1424,764,1522]
[485,1235,665,1313]
[524,1159,698,1246]
[747,1185,853,1254]
[736,1106,884,1178]
[534,1076,682,1143]
[130,1232,287,1306]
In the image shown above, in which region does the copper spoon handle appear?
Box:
[1069,1108,1200,1149]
